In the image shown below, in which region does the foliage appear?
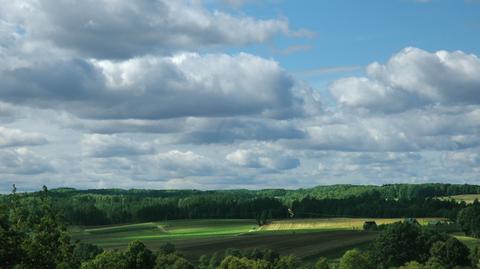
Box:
[338,249,371,269]
[73,243,103,264]
[470,246,480,268]
[154,253,194,269]
[80,250,128,269]
[0,185,78,269]
[369,222,449,268]
[2,183,477,226]
[124,240,156,269]
[314,257,330,269]
[219,255,272,269]
[429,237,470,268]
[274,255,300,269]
[457,200,480,238]
[362,221,377,231]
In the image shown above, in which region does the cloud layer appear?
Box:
[1,0,289,58]
[0,0,478,191]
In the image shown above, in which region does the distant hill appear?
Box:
[32,183,480,201]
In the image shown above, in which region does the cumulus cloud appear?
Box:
[293,104,480,152]
[226,148,300,170]
[155,150,217,177]
[0,0,289,59]
[81,134,155,158]
[0,52,309,120]
[0,148,53,175]
[0,127,47,148]
[330,47,480,113]
[177,117,305,144]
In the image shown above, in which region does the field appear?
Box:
[439,194,480,204]
[259,218,444,231]
[71,217,447,263]
[454,234,480,250]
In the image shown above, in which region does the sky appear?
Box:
[0,0,479,192]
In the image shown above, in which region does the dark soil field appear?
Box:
[171,230,377,263]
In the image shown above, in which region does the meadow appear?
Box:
[259,217,445,231]
[439,194,480,204]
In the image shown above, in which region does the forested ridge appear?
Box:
[1,183,479,226]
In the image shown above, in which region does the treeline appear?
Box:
[285,183,480,201]
[291,193,462,220]
[35,183,480,201]
[1,184,478,226]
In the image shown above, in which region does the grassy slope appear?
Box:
[454,234,480,250]
[71,219,255,246]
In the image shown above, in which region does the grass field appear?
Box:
[70,217,447,264]
[439,194,480,204]
[454,234,480,250]
[71,219,256,245]
[260,218,444,231]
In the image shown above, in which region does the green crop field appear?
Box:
[71,219,256,245]
[439,194,480,204]
[70,217,447,264]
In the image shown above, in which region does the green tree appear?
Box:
[430,238,470,269]
[17,186,78,269]
[315,257,330,269]
[124,241,156,269]
[339,249,371,269]
[470,246,480,268]
[81,251,128,269]
[154,253,194,269]
[159,242,176,255]
[370,222,435,268]
[219,256,271,269]
[275,255,300,269]
[0,203,22,269]
[457,201,480,238]
[73,243,103,264]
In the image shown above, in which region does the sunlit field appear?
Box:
[259,218,446,231]
[439,194,480,204]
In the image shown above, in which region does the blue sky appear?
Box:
[221,0,480,104]
[240,0,480,75]
[0,0,479,192]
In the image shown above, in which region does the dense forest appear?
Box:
[1,183,479,226]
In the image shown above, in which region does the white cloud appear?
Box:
[0,127,47,148]
[0,52,311,120]
[155,150,217,177]
[0,148,53,175]
[331,47,480,113]
[226,148,300,170]
[81,134,154,158]
[0,0,479,190]
[0,0,289,59]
